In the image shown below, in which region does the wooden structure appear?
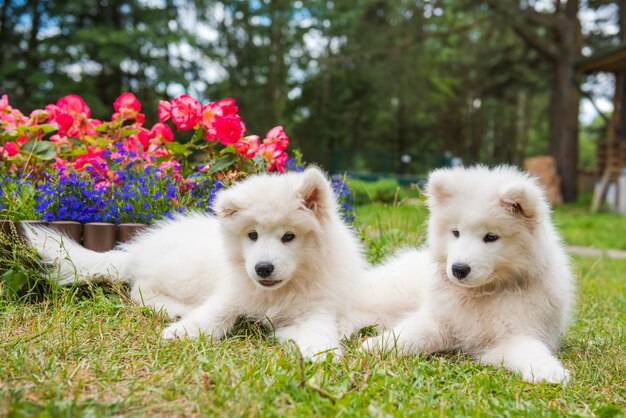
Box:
[576,43,626,212]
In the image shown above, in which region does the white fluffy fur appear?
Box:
[27,167,418,359]
[363,165,576,384]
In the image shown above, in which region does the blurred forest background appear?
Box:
[1,0,623,201]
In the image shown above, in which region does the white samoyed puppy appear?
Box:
[363,165,575,384]
[27,167,417,359]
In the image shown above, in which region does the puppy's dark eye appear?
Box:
[483,233,499,243]
[452,229,460,238]
[281,232,295,243]
[248,231,258,241]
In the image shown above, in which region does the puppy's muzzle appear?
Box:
[451,263,471,280]
[255,262,275,278]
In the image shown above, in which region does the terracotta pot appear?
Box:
[16,220,47,241]
[117,223,147,243]
[49,221,82,243]
[83,222,116,252]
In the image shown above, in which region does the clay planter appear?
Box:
[83,222,116,252]
[16,220,47,242]
[117,223,147,243]
[49,221,82,243]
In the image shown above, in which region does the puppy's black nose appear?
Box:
[451,263,471,279]
[255,262,275,278]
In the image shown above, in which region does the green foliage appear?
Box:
[0,179,39,221]
[0,0,211,120]
[348,179,422,205]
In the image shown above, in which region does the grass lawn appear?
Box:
[1,203,625,417]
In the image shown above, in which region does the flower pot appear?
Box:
[117,223,147,243]
[49,221,82,243]
[16,220,47,242]
[83,222,116,252]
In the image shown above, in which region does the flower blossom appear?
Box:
[235,135,260,158]
[169,95,202,131]
[113,92,145,123]
[264,126,289,150]
[46,94,101,138]
[214,114,245,145]
[259,142,289,173]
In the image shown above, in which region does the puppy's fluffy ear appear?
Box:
[498,181,543,219]
[426,169,453,206]
[299,166,332,219]
[213,188,245,218]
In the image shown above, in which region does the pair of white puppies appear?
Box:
[28,165,574,383]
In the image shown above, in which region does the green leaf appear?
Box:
[1,269,28,293]
[29,124,57,135]
[208,154,238,174]
[165,142,192,157]
[220,145,237,155]
[21,139,57,160]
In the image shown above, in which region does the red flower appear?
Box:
[235,135,260,158]
[170,94,201,131]
[151,122,173,144]
[201,102,223,140]
[114,92,141,113]
[113,92,144,122]
[264,126,289,150]
[214,114,245,145]
[259,142,288,172]
[3,142,20,157]
[217,98,238,116]
[72,149,109,181]
[0,94,11,113]
[158,100,172,122]
[46,94,98,137]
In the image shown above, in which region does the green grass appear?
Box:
[1,203,625,417]
[553,205,626,250]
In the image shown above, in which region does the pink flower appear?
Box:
[214,114,245,145]
[29,109,48,124]
[217,98,238,116]
[264,126,289,150]
[170,94,201,131]
[158,100,171,122]
[3,142,20,157]
[0,94,11,113]
[201,102,224,140]
[235,135,260,158]
[46,94,97,137]
[72,149,109,181]
[158,160,182,182]
[259,142,288,172]
[114,92,141,113]
[57,94,90,117]
[50,134,71,145]
[150,122,173,144]
[52,157,69,171]
[113,92,144,122]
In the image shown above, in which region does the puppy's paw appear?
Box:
[361,334,393,353]
[519,363,571,385]
[161,321,202,340]
[300,345,342,362]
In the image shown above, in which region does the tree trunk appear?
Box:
[550,59,580,202]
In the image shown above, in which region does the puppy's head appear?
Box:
[427,165,548,289]
[213,167,334,290]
